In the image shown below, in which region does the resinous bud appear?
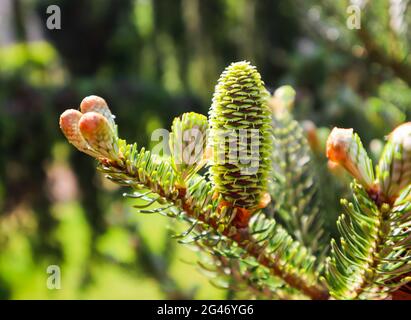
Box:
[79,111,120,161]
[377,122,411,201]
[59,109,100,157]
[326,127,375,189]
[80,95,116,129]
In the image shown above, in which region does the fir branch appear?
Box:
[268,86,326,256]
[59,85,329,299]
[325,182,411,299]
[199,254,307,300]
[357,27,411,87]
[325,182,384,299]
[325,125,411,299]
[100,148,329,299]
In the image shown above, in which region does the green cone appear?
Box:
[209,61,272,209]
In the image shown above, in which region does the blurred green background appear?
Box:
[0,0,410,299]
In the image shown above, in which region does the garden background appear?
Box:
[0,0,410,299]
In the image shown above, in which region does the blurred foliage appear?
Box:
[0,0,410,299]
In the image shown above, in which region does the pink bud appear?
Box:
[80,95,115,128]
[389,122,411,148]
[59,109,100,157]
[326,128,353,164]
[326,127,375,189]
[78,111,119,161]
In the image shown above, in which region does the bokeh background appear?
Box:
[0,0,410,299]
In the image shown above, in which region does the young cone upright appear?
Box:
[208,61,272,214]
